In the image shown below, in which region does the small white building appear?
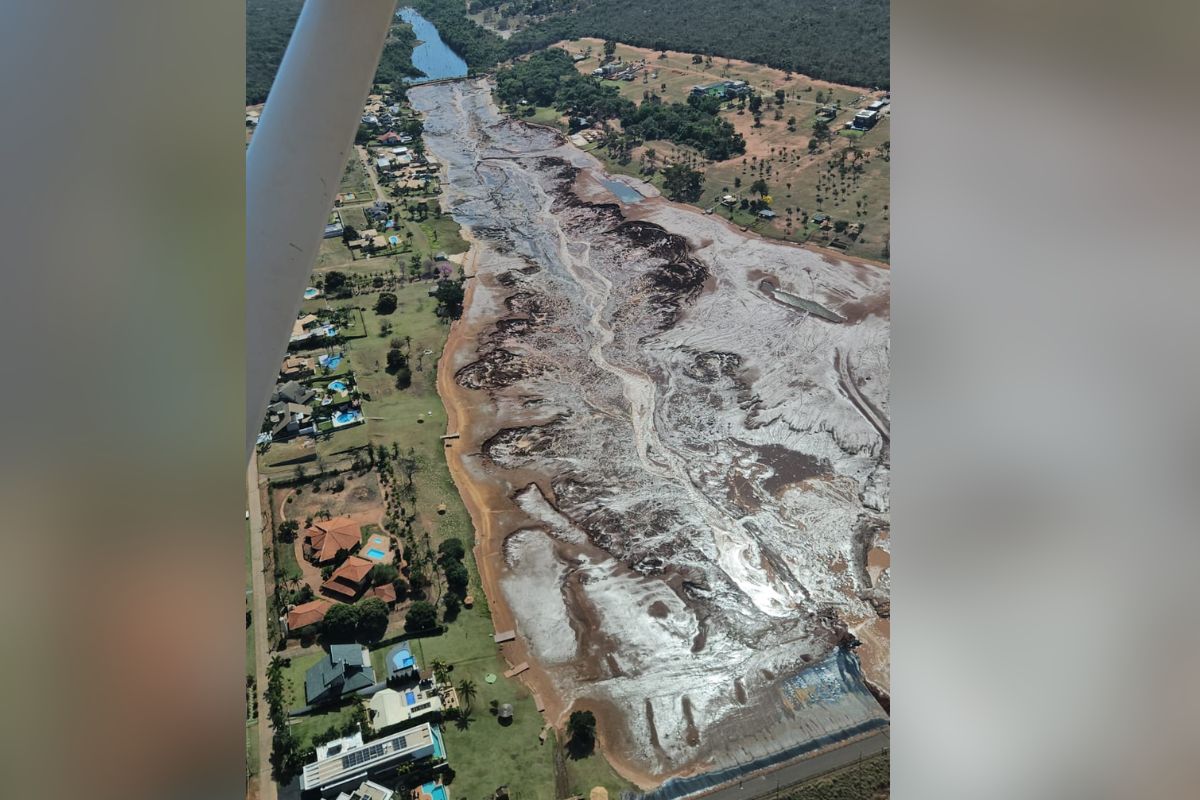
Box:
[368,688,444,732]
[335,780,394,800]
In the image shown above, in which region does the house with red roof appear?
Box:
[285,598,334,635]
[303,517,365,565]
[321,556,375,601]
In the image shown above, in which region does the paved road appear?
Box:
[692,730,890,800]
[248,458,277,800]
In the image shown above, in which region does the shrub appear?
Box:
[437,538,466,563]
[404,600,438,633]
[356,597,390,643]
[375,292,398,315]
[567,710,597,757]
[369,563,399,587]
[321,603,358,643]
[444,560,469,597]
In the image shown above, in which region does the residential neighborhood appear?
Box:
[245,79,581,800]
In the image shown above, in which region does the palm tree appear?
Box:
[457,679,477,713]
[430,659,450,684]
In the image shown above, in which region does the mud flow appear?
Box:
[411,79,891,787]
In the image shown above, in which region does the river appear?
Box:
[397,7,468,84]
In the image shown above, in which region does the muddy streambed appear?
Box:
[410,78,891,788]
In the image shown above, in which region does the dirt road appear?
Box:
[247,459,276,800]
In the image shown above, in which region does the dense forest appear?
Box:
[496,49,744,161]
[248,0,888,104]
[246,0,304,104]
[246,0,421,104]
[470,0,889,88]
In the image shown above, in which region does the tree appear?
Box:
[775,88,786,105]
[278,520,299,542]
[394,366,412,390]
[430,658,450,684]
[603,40,617,59]
[566,710,597,758]
[750,178,770,198]
[404,600,438,633]
[661,163,704,203]
[457,679,477,713]
[386,348,408,374]
[748,94,763,114]
[438,538,466,564]
[374,292,398,315]
[322,603,358,643]
[369,563,399,586]
[341,225,359,244]
[443,592,461,620]
[355,597,389,643]
[444,560,470,597]
[323,270,349,297]
[434,279,465,320]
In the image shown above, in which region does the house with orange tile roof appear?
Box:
[321,556,375,601]
[303,517,365,564]
[364,583,397,606]
[285,598,334,634]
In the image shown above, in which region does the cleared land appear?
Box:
[542,39,890,262]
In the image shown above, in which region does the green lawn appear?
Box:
[412,609,557,800]
[562,734,633,798]
[289,706,360,752]
[246,722,259,778]
[275,538,303,583]
[281,652,326,711]
[340,154,374,197]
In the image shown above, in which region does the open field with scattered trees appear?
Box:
[505,39,889,261]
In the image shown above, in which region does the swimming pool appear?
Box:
[328,380,348,393]
[366,547,386,559]
[318,354,342,370]
[388,234,401,245]
[390,644,415,672]
[421,782,449,800]
[303,287,321,299]
[405,690,417,705]
[331,410,361,427]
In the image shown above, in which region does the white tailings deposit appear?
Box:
[410,78,890,789]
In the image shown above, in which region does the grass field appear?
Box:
[562,737,633,799]
[340,155,374,197]
[541,38,890,261]
[411,609,557,800]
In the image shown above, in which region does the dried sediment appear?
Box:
[413,78,891,787]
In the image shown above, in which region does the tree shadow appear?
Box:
[454,712,474,730]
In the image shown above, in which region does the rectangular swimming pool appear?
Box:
[366,547,386,559]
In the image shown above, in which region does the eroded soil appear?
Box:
[411,79,890,786]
